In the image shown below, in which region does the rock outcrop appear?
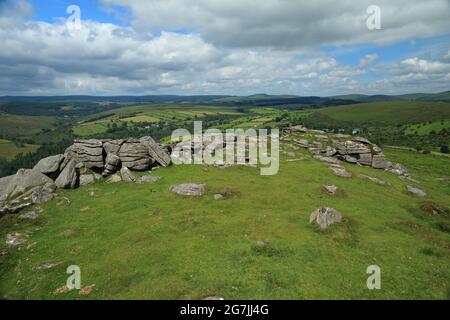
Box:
[0,135,172,216]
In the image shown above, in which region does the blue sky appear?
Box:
[29,0,129,25]
[1,0,449,96]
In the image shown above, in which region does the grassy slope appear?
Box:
[0,114,56,138]
[0,145,449,300]
[0,139,40,160]
[318,101,450,125]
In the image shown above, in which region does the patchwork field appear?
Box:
[0,140,39,160]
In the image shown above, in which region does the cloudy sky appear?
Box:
[0,0,449,96]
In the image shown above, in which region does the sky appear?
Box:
[0,0,449,96]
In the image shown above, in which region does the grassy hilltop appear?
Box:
[0,134,449,299]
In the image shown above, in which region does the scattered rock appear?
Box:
[6,232,27,246]
[214,194,224,200]
[359,174,387,185]
[296,139,309,148]
[329,166,352,178]
[19,211,39,220]
[31,186,54,204]
[310,207,343,229]
[120,167,135,183]
[106,174,122,184]
[325,146,337,157]
[79,174,95,186]
[407,185,427,197]
[372,154,388,169]
[324,185,338,194]
[80,207,90,212]
[171,183,206,196]
[315,156,340,164]
[136,176,163,184]
[57,197,71,206]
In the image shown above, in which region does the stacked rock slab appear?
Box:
[333,138,387,169]
[65,139,104,169]
[119,139,154,171]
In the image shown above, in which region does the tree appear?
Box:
[440,145,449,154]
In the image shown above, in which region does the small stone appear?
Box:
[79,174,95,186]
[33,262,61,270]
[171,183,206,196]
[407,185,427,197]
[106,174,122,184]
[120,167,135,183]
[324,185,338,194]
[6,233,26,246]
[329,166,352,178]
[203,296,224,300]
[214,194,224,200]
[80,207,90,212]
[359,174,387,185]
[310,207,343,229]
[19,211,39,220]
[136,176,163,184]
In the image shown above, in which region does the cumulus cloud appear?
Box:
[101,0,450,48]
[0,0,449,96]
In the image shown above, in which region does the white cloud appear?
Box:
[101,0,450,48]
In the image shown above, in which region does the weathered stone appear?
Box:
[325,146,337,157]
[310,207,343,229]
[120,167,135,183]
[136,176,163,184]
[388,163,408,176]
[103,139,125,155]
[5,169,53,199]
[353,137,372,145]
[55,159,78,189]
[315,135,329,142]
[102,153,121,176]
[296,139,309,148]
[344,155,358,164]
[106,174,122,184]
[0,174,14,201]
[31,186,54,204]
[332,140,347,155]
[359,174,387,185]
[6,232,27,246]
[19,211,39,220]
[315,156,340,164]
[171,183,206,196]
[357,153,372,166]
[0,202,32,215]
[34,154,65,178]
[309,148,321,155]
[79,174,95,186]
[119,140,152,171]
[214,194,224,200]
[329,166,352,178]
[140,137,172,167]
[372,145,383,154]
[407,185,427,197]
[66,140,104,169]
[345,140,371,154]
[203,296,224,301]
[324,185,338,194]
[372,154,388,169]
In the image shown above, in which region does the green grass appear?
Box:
[0,139,40,160]
[318,101,450,126]
[405,120,450,136]
[0,114,56,139]
[73,122,109,137]
[1,145,449,299]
